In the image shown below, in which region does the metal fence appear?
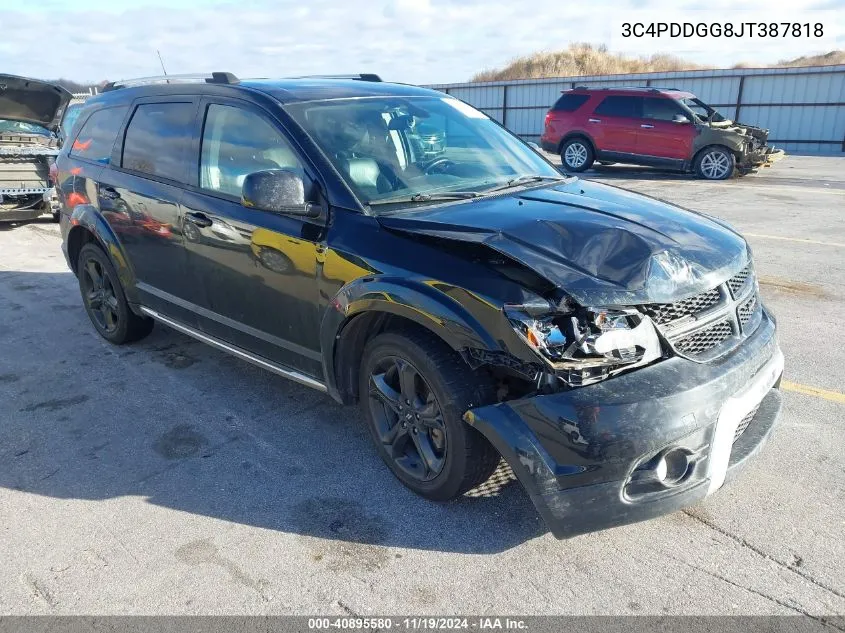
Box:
[428,64,845,155]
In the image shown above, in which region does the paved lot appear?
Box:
[1,156,843,616]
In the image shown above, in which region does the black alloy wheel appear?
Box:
[367,355,448,482]
[80,256,121,334]
[76,242,154,344]
[359,330,501,501]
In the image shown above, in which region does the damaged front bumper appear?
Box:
[465,309,783,539]
[740,145,786,171]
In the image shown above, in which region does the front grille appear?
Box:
[643,288,721,326]
[738,294,758,326]
[734,404,760,443]
[727,267,750,297]
[674,319,733,356]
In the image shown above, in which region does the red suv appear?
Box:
[540,87,783,180]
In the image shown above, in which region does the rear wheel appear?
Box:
[560,138,594,172]
[695,146,736,180]
[359,330,500,500]
[77,242,153,344]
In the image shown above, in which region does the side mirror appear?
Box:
[672,113,691,124]
[241,169,320,218]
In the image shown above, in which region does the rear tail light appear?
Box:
[544,112,552,127]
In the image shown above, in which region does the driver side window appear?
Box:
[200,104,303,197]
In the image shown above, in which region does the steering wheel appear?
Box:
[421,157,455,174]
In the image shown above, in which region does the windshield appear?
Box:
[60,104,83,139]
[678,97,727,123]
[0,119,51,136]
[284,96,562,209]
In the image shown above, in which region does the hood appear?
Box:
[378,179,749,306]
[0,75,72,131]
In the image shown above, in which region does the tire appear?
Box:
[359,330,500,501]
[560,138,594,172]
[77,242,154,344]
[694,146,736,180]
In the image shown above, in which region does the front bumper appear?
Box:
[741,146,786,170]
[465,310,783,539]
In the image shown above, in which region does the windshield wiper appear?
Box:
[369,191,482,206]
[483,175,566,194]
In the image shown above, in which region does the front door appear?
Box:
[180,99,324,376]
[636,97,697,162]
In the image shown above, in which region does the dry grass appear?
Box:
[471,43,845,81]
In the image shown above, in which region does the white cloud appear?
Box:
[0,0,840,84]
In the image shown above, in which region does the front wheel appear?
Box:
[359,330,500,500]
[560,138,594,172]
[695,147,736,180]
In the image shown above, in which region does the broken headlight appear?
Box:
[505,301,663,387]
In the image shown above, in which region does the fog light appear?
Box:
[656,448,691,486]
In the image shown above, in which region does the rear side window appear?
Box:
[593,96,641,118]
[122,102,195,181]
[643,97,685,121]
[551,93,589,112]
[69,106,128,164]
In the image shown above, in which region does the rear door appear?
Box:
[637,97,697,161]
[588,95,641,154]
[179,98,324,376]
[97,97,205,326]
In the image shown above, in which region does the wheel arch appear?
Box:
[320,277,502,404]
[66,205,139,306]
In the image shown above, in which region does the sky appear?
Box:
[0,0,842,85]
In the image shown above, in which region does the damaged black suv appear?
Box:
[56,72,784,538]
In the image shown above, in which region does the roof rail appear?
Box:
[288,73,383,82]
[102,72,240,92]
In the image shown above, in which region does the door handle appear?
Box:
[588,118,601,123]
[185,212,212,228]
[640,124,654,129]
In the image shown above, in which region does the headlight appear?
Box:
[505,302,663,387]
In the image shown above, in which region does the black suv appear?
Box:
[56,72,784,538]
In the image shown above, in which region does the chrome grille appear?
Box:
[643,288,721,325]
[674,319,733,356]
[738,294,758,326]
[727,267,750,297]
[734,404,760,443]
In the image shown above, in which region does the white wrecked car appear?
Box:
[0,74,72,222]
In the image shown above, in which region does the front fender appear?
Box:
[69,204,138,304]
[320,275,504,399]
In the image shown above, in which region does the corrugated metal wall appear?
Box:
[428,65,845,155]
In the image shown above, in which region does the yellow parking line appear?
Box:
[744,233,845,248]
[782,380,845,404]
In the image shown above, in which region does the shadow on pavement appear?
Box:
[0,270,547,556]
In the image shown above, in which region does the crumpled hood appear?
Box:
[707,119,769,143]
[378,179,749,306]
[0,74,72,130]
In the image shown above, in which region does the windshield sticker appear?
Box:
[441,98,488,119]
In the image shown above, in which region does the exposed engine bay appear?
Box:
[0,74,71,222]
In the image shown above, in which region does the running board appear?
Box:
[139,307,327,393]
